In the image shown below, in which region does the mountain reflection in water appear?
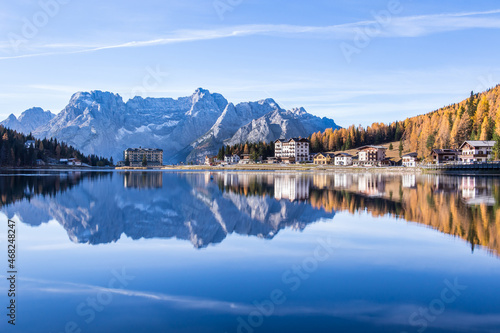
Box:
[1,171,499,254]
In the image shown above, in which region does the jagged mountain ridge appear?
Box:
[0,107,55,133]
[1,89,339,163]
[225,107,337,146]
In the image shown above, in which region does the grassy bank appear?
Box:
[157,164,423,173]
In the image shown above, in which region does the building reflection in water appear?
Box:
[402,174,416,188]
[334,173,352,189]
[460,176,495,205]
[274,175,310,202]
[122,172,163,189]
[357,174,385,197]
[214,172,498,208]
[212,172,500,256]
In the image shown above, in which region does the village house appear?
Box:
[356,145,387,166]
[59,158,83,166]
[205,155,220,166]
[334,153,353,166]
[224,154,240,164]
[401,152,418,167]
[67,158,82,166]
[431,149,461,164]
[275,138,310,163]
[239,154,258,164]
[125,148,163,167]
[313,153,335,165]
[458,141,495,163]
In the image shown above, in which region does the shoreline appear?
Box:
[2,164,500,175]
[158,165,423,173]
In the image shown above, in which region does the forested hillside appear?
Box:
[217,142,275,161]
[0,125,112,167]
[310,85,500,159]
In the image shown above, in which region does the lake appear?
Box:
[1,170,499,333]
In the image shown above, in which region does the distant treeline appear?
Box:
[0,126,113,167]
[310,122,404,153]
[217,142,275,161]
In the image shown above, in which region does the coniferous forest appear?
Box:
[310,85,500,159]
[0,126,113,167]
[217,141,275,161]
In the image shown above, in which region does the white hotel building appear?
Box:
[274,138,310,163]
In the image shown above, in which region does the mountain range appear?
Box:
[0,89,339,163]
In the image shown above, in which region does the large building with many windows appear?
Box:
[124,148,163,167]
[274,138,310,163]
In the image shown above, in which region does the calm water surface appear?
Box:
[1,170,499,333]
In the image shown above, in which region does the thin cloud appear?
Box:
[1,9,500,60]
[17,277,500,331]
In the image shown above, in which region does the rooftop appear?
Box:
[432,149,460,154]
[275,138,310,143]
[125,148,163,152]
[460,140,496,149]
[357,145,387,150]
[314,153,335,158]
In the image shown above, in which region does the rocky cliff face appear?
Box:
[2,89,339,163]
[184,98,283,162]
[225,107,338,147]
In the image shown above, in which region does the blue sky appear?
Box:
[1,0,500,127]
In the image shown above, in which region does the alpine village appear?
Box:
[2,85,500,171]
